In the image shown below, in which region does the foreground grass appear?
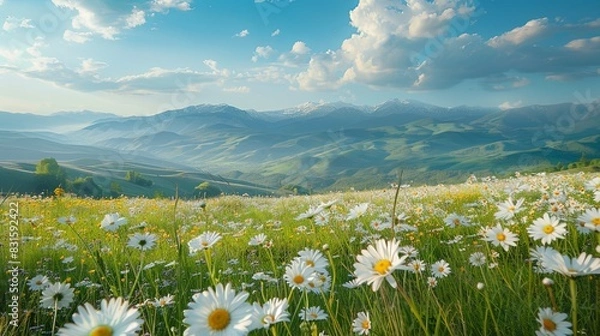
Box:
[1,171,599,335]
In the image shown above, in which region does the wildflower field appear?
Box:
[1,172,600,336]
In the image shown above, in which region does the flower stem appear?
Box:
[128,252,145,300]
[569,278,577,335]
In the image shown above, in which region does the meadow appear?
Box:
[1,171,599,336]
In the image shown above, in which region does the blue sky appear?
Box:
[0,0,599,115]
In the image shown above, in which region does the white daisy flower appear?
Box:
[40,282,75,309]
[283,259,313,291]
[494,198,525,221]
[250,297,290,330]
[352,311,371,335]
[431,260,451,278]
[57,297,143,336]
[482,224,519,251]
[100,213,127,232]
[188,231,222,254]
[127,232,158,251]
[535,307,572,336]
[346,203,369,221]
[353,238,409,291]
[299,306,328,322]
[295,248,329,274]
[248,233,267,246]
[543,251,600,278]
[183,283,253,336]
[527,213,567,245]
[27,274,50,291]
[577,208,600,232]
[469,252,486,267]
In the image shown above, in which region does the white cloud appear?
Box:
[0,48,22,62]
[293,0,600,93]
[3,17,34,31]
[126,8,146,29]
[235,29,250,38]
[499,101,522,110]
[150,0,191,12]
[271,29,280,37]
[77,58,108,74]
[252,46,274,62]
[487,18,549,48]
[52,0,119,40]
[291,41,310,54]
[63,30,93,43]
[565,36,600,50]
[223,86,250,93]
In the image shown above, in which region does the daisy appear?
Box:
[57,297,143,336]
[100,213,127,232]
[295,205,323,220]
[431,260,451,278]
[426,276,438,288]
[183,283,253,336]
[153,294,175,308]
[346,203,369,221]
[248,233,267,246]
[353,238,409,291]
[188,231,222,254]
[27,274,50,291]
[299,306,328,322]
[296,248,329,273]
[444,213,470,228]
[543,252,600,277]
[127,232,158,251]
[352,311,371,335]
[469,252,486,267]
[250,297,290,330]
[408,259,426,274]
[482,224,519,251]
[535,307,572,336]
[283,259,313,291]
[576,208,600,232]
[584,177,600,192]
[527,213,567,245]
[494,198,525,221]
[40,282,74,309]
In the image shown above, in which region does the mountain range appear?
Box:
[1,99,598,195]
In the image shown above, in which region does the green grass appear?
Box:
[1,171,599,335]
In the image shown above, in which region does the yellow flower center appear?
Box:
[543,225,555,234]
[592,217,600,226]
[262,314,275,325]
[293,275,305,284]
[305,260,315,267]
[89,325,113,336]
[438,266,445,273]
[361,320,371,330]
[496,232,506,242]
[453,219,461,226]
[374,259,392,275]
[542,318,557,331]
[208,308,231,331]
[507,205,515,212]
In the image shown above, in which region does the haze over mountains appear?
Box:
[1,99,599,195]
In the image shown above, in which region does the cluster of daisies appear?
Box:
[12,173,600,336]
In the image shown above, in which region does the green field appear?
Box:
[1,171,599,335]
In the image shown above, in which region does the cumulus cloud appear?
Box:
[487,18,550,48]
[291,41,310,54]
[2,17,34,31]
[126,8,146,29]
[150,0,191,12]
[292,0,600,93]
[252,46,275,62]
[235,29,250,38]
[52,0,119,40]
